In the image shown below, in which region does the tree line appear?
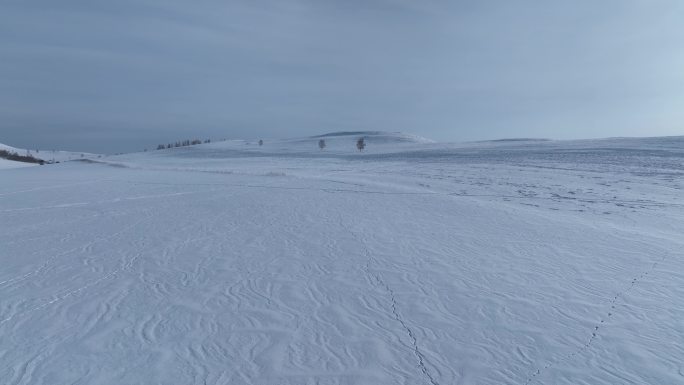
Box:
[156,139,211,150]
[153,136,368,152]
[0,149,44,164]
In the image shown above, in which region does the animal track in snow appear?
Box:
[523,253,669,385]
[342,219,440,385]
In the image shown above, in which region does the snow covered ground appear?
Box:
[1,132,683,385]
[0,158,37,170]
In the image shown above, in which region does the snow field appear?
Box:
[1,134,683,384]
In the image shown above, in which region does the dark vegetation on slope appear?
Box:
[0,149,44,164]
[156,139,211,150]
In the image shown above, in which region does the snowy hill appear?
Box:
[0,142,102,164]
[1,134,683,385]
[105,132,684,178]
[204,131,435,155]
[309,131,435,145]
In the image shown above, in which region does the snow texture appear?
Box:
[0,158,37,170]
[1,133,683,384]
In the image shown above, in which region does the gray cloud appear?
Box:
[1,0,682,153]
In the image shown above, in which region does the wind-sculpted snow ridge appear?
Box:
[1,136,683,384]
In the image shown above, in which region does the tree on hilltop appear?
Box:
[356,137,365,152]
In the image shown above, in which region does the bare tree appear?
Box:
[356,137,366,152]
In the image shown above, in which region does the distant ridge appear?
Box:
[311,131,388,138]
[474,138,551,143]
[309,131,435,144]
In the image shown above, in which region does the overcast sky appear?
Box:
[1,0,683,153]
